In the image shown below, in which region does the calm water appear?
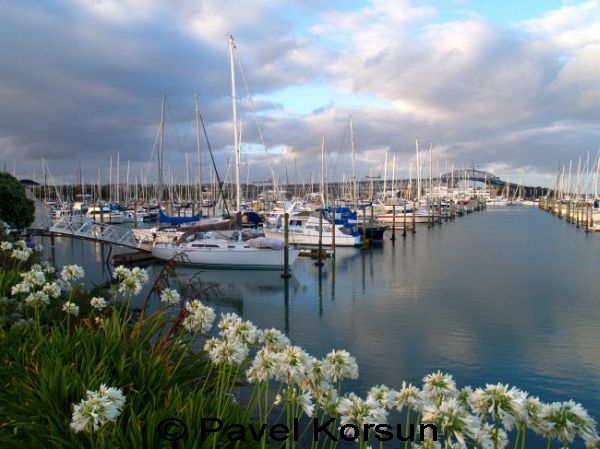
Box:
[39,207,600,446]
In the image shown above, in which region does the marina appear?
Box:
[2,2,600,448]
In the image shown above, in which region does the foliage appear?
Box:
[0,173,35,229]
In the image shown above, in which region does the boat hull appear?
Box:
[152,244,300,270]
[264,229,361,247]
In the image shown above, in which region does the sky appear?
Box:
[1,0,600,188]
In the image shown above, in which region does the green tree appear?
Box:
[0,172,35,229]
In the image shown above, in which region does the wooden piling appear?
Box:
[315,210,324,267]
[391,204,396,241]
[281,212,292,278]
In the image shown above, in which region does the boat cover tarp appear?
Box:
[159,209,201,224]
[175,218,238,243]
[246,237,284,250]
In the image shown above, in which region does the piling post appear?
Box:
[281,212,292,278]
[362,206,369,248]
[391,204,396,242]
[315,210,324,267]
[331,209,336,258]
[428,202,433,228]
[402,202,407,238]
[412,203,416,234]
[438,199,442,224]
[576,203,580,228]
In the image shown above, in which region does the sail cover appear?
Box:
[246,237,284,250]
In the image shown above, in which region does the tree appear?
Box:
[0,173,35,229]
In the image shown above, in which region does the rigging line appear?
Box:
[144,122,162,184]
[234,48,277,189]
[198,107,230,216]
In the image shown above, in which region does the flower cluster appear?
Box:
[60,264,85,282]
[70,384,126,433]
[113,266,148,296]
[4,240,33,262]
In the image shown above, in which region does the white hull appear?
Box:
[264,229,361,247]
[152,242,300,270]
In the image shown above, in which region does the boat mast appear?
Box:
[194,93,203,206]
[158,93,165,203]
[229,35,241,212]
[415,139,421,203]
[321,136,326,207]
[350,116,357,210]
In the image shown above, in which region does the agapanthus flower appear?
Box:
[15,240,28,250]
[160,288,180,306]
[42,282,61,299]
[218,313,259,345]
[275,344,313,384]
[367,384,397,409]
[41,261,56,274]
[395,381,425,412]
[204,337,249,366]
[118,276,143,296]
[337,393,388,437]
[522,396,546,434]
[539,400,597,444]
[62,301,80,316]
[130,267,148,284]
[412,437,442,449]
[259,328,290,351]
[300,391,315,417]
[470,384,526,431]
[11,281,33,296]
[61,264,85,282]
[11,248,32,261]
[422,371,457,403]
[70,385,125,433]
[1,241,13,251]
[246,347,281,383]
[323,349,359,383]
[182,300,216,334]
[421,397,481,446]
[90,297,107,310]
[24,291,50,307]
[21,269,46,287]
[34,243,44,253]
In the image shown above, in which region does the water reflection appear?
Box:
[36,208,600,447]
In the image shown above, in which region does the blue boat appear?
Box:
[158,209,200,225]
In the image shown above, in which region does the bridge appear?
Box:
[34,217,149,252]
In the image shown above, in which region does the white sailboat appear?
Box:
[151,36,299,270]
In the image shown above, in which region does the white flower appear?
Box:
[11,248,32,261]
[273,394,282,406]
[259,328,290,351]
[367,385,397,409]
[130,267,148,284]
[61,264,85,282]
[90,297,107,310]
[204,337,249,366]
[20,269,46,288]
[11,281,33,296]
[218,313,259,345]
[421,398,481,446]
[522,396,546,434]
[300,391,315,417]
[323,349,359,383]
[113,265,130,280]
[42,282,62,299]
[470,384,526,431]
[539,400,597,444]
[24,291,50,307]
[182,300,216,334]
[62,301,80,316]
[118,277,142,296]
[395,381,424,412]
[275,345,313,384]
[160,288,180,306]
[337,393,388,436]
[94,316,104,327]
[34,243,44,253]
[246,347,282,383]
[70,385,125,433]
[1,241,13,250]
[15,240,28,250]
[422,371,457,403]
[41,261,55,274]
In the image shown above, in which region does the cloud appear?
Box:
[1,0,599,187]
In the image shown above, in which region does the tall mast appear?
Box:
[350,116,357,209]
[320,136,326,207]
[194,93,203,206]
[158,93,166,203]
[229,35,241,212]
[383,150,388,200]
[415,139,421,203]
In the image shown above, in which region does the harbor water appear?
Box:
[38,206,600,446]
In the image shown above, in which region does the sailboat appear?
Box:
[151,36,300,270]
